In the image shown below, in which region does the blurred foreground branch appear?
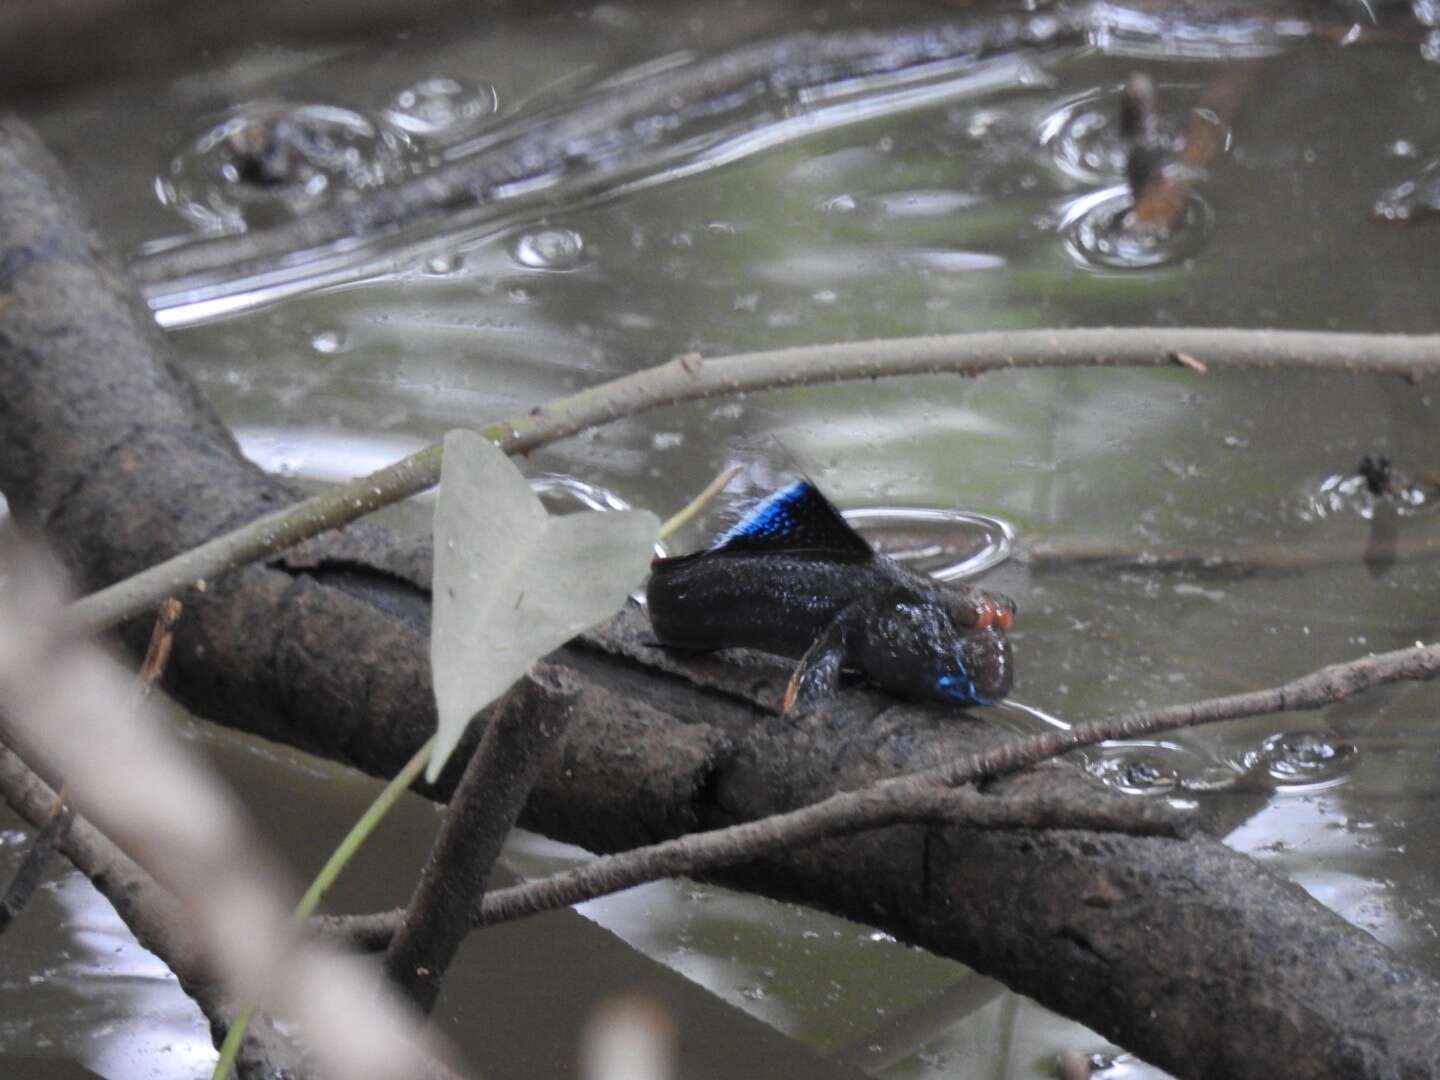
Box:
[0,597,179,934]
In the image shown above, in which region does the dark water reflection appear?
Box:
[13,1,1440,1077]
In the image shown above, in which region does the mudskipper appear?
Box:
[647,480,1015,713]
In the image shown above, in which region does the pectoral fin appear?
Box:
[781,608,855,715]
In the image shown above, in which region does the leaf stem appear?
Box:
[658,464,742,541]
[210,735,435,1080]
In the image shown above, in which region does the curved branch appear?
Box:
[64,325,1440,635]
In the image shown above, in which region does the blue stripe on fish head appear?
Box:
[935,671,988,706]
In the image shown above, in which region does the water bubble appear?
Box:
[423,251,464,276]
[1422,29,1440,64]
[530,475,667,560]
[1058,184,1213,271]
[1239,732,1357,791]
[310,330,349,355]
[1373,157,1440,222]
[381,76,497,138]
[530,474,633,514]
[651,432,685,450]
[157,101,416,234]
[1086,745,1182,794]
[1307,468,1435,521]
[843,507,1014,581]
[512,227,588,271]
[1085,740,1235,795]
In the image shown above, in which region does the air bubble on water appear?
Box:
[423,251,464,276]
[651,432,685,450]
[1058,185,1213,271]
[381,76,497,138]
[311,330,349,355]
[1235,732,1357,791]
[157,101,416,234]
[1424,29,1440,63]
[512,227,588,270]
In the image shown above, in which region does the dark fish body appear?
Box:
[646,480,1015,710]
[647,551,884,658]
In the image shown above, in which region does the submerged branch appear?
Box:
[1021,532,1440,575]
[384,671,580,1012]
[64,326,1440,635]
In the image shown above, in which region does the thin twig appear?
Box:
[317,783,1192,953]
[62,328,1440,636]
[318,639,1440,951]
[658,464,743,541]
[136,597,182,693]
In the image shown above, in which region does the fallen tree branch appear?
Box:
[62,321,1440,636]
[323,781,1189,950]
[318,639,1437,946]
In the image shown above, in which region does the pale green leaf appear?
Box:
[427,430,658,781]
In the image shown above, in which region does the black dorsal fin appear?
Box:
[709,479,873,559]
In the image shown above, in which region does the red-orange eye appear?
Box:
[995,608,1014,631]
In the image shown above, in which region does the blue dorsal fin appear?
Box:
[710,479,874,558]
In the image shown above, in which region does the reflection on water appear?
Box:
[20,1,1440,1077]
[0,854,214,1080]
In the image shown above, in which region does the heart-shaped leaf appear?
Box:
[428,430,658,781]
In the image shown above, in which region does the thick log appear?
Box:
[3,112,1439,1080]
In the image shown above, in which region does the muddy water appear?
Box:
[5,2,1440,1077]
